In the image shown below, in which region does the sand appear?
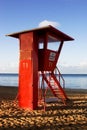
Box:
[0,86,87,130]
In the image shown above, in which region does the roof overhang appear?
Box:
[6,25,74,41]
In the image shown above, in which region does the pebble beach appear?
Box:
[0,86,87,130]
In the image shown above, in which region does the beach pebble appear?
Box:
[0,91,87,130]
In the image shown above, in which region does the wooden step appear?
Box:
[53,89,66,98]
[41,71,68,105]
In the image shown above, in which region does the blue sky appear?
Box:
[0,0,87,73]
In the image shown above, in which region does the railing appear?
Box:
[54,67,65,89]
[38,69,67,110]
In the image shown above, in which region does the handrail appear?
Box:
[54,67,65,89]
[50,73,67,99]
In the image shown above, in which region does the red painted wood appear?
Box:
[18,32,38,110]
[7,26,74,110]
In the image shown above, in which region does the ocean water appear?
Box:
[63,74,87,89]
[0,73,87,89]
[0,73,18,87]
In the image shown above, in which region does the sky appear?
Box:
[0,0,87,74]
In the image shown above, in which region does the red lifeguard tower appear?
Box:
[7,25,74,110]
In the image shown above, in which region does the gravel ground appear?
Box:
[0,87,87,130]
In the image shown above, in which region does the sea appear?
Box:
[0,73,87,89]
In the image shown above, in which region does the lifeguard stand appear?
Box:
[7,25,74,110]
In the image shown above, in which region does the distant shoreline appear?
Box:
[0,73,87,75]
[0,85,87,90]
[0,86,18,100]
[0,85,87,96]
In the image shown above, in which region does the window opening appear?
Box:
[38,38,44,49]
[47,35,60,51]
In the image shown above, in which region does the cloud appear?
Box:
[38,20,60,28]
[59,60,87,68]
[58,61,87,74]
[0,62,18,73]
[79,61,87,67]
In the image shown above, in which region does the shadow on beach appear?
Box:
[0,86,87,130]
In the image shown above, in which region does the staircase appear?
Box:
[41,67,68,104]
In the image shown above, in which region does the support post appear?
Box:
[18,32,38,110]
